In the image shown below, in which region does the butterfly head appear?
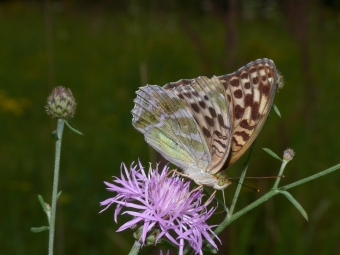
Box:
[190,168,232,190]
[213,172,232,190]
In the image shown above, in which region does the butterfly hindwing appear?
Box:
[132,85,211,171]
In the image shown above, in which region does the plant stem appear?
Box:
[280,163,340,191]
[215,163,340,235]
[128,241,141,255]
[184,151,340,255]
[215,157,288,234]
[228,143,254,217]
[215,189,279,234]
[48,119,65,255]
[272,159,288,189]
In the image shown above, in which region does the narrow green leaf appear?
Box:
[57,190,62,200]
[65,121,84,136]
[273,104,281,118]
[278,190,308,221]
[37,195,48,211]
[262,148,282,162]
[30,226,49,233]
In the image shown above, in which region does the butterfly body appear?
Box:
[132,59,279,190]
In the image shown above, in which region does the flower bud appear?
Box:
[283,148,295,162]
[277,73,284,89]
[46,86,76,119]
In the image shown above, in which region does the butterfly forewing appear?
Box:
[132,85,211,171]
[218,58,278,167]
[164,76,233,174]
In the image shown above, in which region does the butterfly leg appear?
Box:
[206,189,217,205]
[167,169,190,178]
[177,185,204,204]
[189,184,204,194]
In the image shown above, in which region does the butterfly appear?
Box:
[132,58,279,190]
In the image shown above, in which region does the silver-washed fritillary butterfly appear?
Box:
[132,58,279,190]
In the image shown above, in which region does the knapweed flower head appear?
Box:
[46,86,76,119]
[100,161,220,255]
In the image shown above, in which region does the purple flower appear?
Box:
[100,161,220,255]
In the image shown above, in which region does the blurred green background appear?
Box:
[1,0,340,254]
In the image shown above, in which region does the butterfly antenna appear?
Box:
[230,175,285,179]
[229,179,260,192]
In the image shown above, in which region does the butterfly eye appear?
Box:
[217,178,226,187]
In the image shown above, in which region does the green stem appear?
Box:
[215,156,288,235]
[48,119,65,255]
[215,189,279,234]
[183,158,340,255]
[280,163,340,191]
[272,159,288,189]
[215,162,340,235]
[128,241,141,255]
[228,143,255,217]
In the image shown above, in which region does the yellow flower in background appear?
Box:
[0,90,31,116]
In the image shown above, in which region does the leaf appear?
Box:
[262,148,282,162]
[30,226,49,233]
[278,190,308,221]
[57,190,62,200]
[273,104,281,118]
[38,195,48,211]
[65,121,84,136]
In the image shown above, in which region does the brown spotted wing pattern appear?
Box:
[164,58,278,171]
[132,58,278,190]
[218,59,278,167]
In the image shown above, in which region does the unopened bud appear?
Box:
[283,148,295,162]
[277,73,284,89]
[46,86,76,119]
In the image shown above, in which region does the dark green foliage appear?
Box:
[1,1,340,255]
